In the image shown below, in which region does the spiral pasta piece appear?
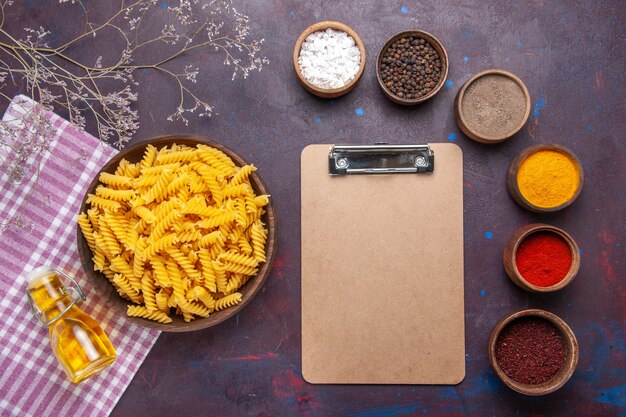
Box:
[166,248,201,280]
[125,221,140,251]
[110,257,142,291]
[179,300,211,318]
[244,194,257,214]
[199,172,223,204]
[183,200,223,218]
[95,186,136,201]
[99,221,122,257]
[141,163,180,177]
[247,207,264,225]
[237,234,253,256]
[127,305,172,324]
[211,260,228,293]
[196,211,238,229]
[86,194,121,212]
[188,251,199,267]
[139,144,158,171]
[186,286,216,310]
[196,145,236,176]
[87,208,101,232]
[164,259,185,304]
[250,222,267,262]
[113,274,143,304]
[91,246,107,272]
[157,148,197,164]
[197,249,217,292]
[189,176,210,193]
[149,210,182,243]
[105,214,129,248]
[209,235,227,258]
[115,160,140,179]
[176,229,202,243]
[218,251,258,268]
[133,239,148,279]
[229,164,256,186]
[142,271,158,312]
[153,197,183,219]
[93,232,111,261]
[215,293,242,311]
[214,260,258,276]
[150,256,172,288]
[225,274,249,294]
[254,195,270,207]
[155,290,170,313]
[77,213,97,252]
[142,169,174,205]
[143,234,179,259]
[197,231,223,249]
[234,199,248,227]
[221,184,252,199]
[99,172,132,188]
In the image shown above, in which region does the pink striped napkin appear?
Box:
[0,95,160,417]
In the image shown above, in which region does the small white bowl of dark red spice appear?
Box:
[376,30,449,105]
[488,309,579,395]
[503,223,580,292]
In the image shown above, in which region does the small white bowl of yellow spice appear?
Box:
[507,144,584,212]
[293,21,366,98]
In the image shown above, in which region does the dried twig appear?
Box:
[0,0,267,181]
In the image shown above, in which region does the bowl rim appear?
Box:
[506,143,584,212]
[455,69,531,143]
[375,29,449,105]
[76,134,277,332]
[293,20,366,98]
[503,223,580,292]
[488,308,579,396]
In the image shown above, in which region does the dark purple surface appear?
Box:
[7,1,625,416]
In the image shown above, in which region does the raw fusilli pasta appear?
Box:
[78,143,270,323]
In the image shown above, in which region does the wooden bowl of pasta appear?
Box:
[77,135,276,332]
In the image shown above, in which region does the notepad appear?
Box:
[301,143,465,384]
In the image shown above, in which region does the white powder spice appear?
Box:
[297,28,361,89]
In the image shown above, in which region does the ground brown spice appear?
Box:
[495,316,567,385]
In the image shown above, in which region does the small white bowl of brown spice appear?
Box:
[376,29,449,105]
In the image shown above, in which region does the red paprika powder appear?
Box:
[515,231,572,287]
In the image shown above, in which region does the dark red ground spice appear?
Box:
[515,231,572,287]
[495,316,567,385]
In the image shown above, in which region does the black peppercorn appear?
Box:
[380,36,442,99]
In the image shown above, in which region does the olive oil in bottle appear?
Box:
[25,267,116,383]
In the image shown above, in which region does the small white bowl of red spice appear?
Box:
[503,223,580,292]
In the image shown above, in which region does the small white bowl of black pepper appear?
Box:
[376,30,449,105]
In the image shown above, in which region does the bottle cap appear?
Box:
[22,265,55,283]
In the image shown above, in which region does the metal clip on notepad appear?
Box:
[328,144,434,175]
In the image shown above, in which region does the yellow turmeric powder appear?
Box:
[517,150,580,208]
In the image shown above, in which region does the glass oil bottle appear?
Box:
[25,266,116,383]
